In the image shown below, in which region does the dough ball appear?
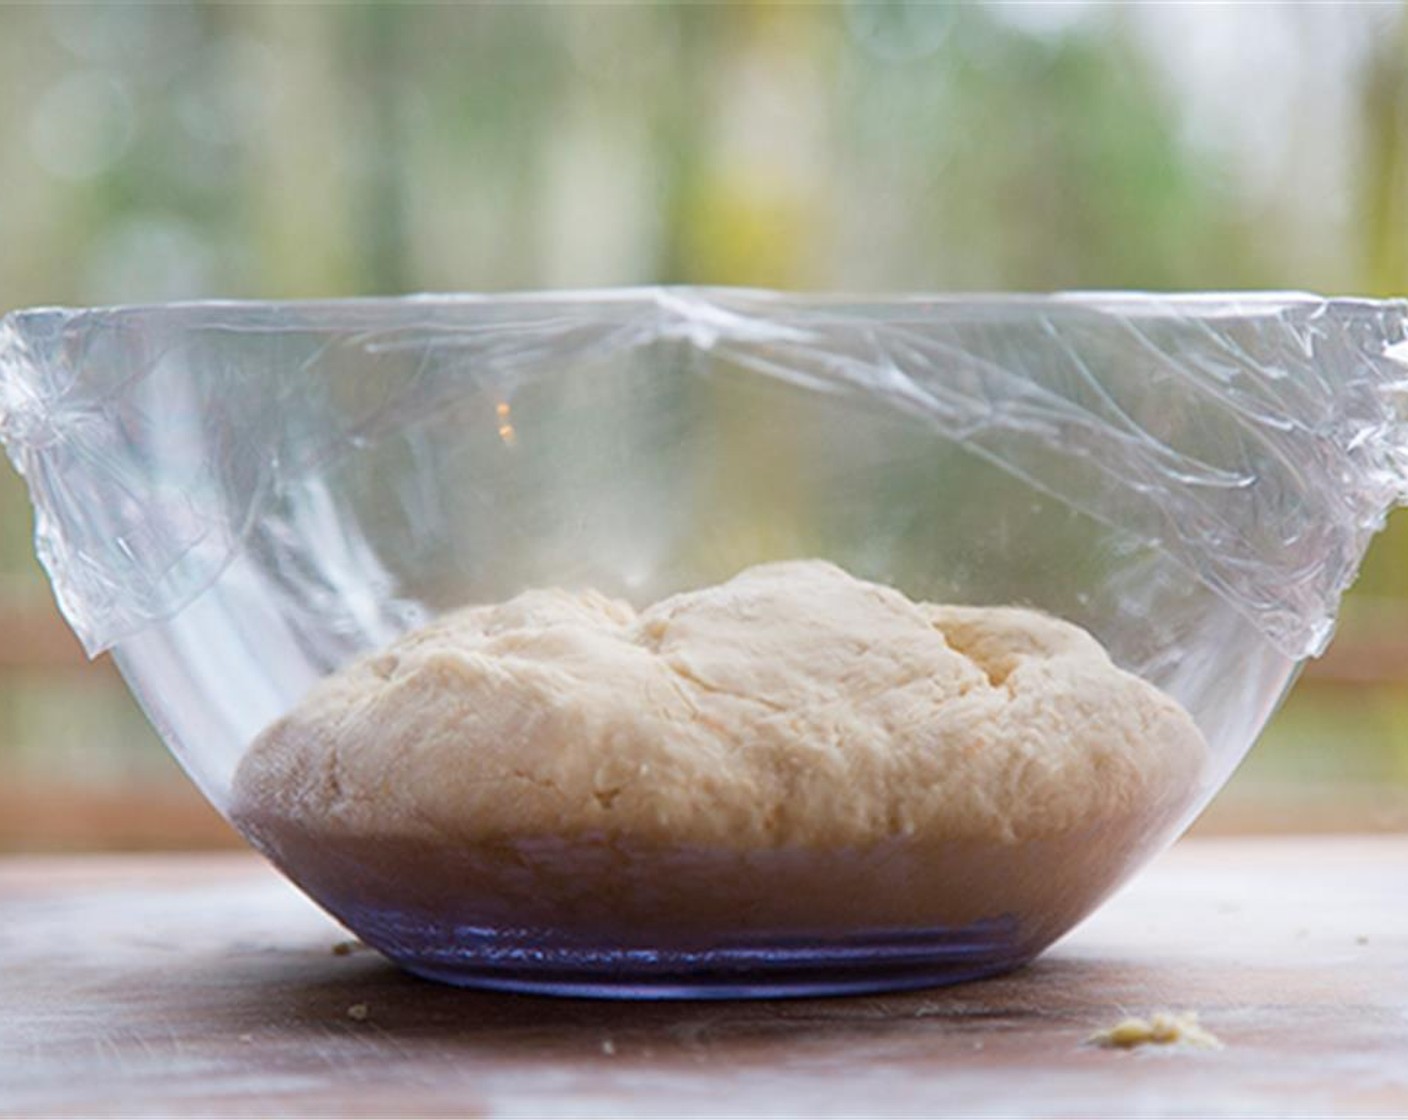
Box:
[232,560,1208,945]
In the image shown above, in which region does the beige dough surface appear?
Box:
[231,560,1209,944]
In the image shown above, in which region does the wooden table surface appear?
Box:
[2,836,1405,1118]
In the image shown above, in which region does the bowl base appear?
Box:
[351,908,1030,999]
[395,957,1025,1000]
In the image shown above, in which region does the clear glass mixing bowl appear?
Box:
[2,289,1405,998]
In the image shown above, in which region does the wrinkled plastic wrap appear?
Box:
[3,290,1406,664]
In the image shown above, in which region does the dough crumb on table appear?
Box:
[1089,1011,1223,1050]
[232,560,1209,949]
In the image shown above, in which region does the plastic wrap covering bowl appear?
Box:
[2,289,1406,998]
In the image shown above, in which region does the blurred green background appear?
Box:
[1,2,1406,849]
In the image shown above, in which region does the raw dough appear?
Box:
[1089,1011,1223,1050]
[232,560,1208,947]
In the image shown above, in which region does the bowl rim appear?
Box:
[5,285,1404,327]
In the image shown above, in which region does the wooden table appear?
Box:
[2,837,1405,1118]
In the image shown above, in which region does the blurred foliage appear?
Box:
[3,3,1404,306]
[0,2,1406,840]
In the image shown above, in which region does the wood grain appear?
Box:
[1,837,1405,1117]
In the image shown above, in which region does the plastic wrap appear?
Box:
[3,289,1407,662]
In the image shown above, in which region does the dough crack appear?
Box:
[660,657,791,713]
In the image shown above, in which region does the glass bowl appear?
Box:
[2,289,1405,998]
